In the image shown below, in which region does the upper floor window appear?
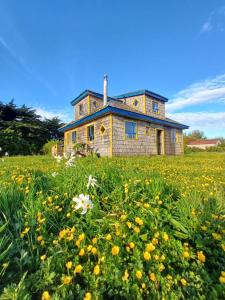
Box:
[133,99,139,107]
[93,100,98,108]
[125,121,137,139]
[87,125,95,141]
[152,101,159,113]
[171,129,176,143]
[79,104,84,115]
[72,131,77,143]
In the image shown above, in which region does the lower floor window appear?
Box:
[125,121,137,139]
[87,125,95,141]
[72,131,77,143]
[171,129,176,143]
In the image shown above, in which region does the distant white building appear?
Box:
[187,139,221,149]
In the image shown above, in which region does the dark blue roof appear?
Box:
[115,89,168,102]
[70,89,120,106]
[59,104,189,132]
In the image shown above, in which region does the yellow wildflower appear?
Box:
[120,214,127,221]
[152,238,158,245]
[112,246,120,255]
[37,235,43,242]
[93,265,100,275]
[135,217,143,226]
[92,237,97,244]
[74,264,83,274]
[143,251,151,261]
[197,251,206,263]
[134,227,140,233]
[40,255,46,261]
[146,243,155,252]
[122,269,129,281]
[149,273,156,282]
[105,234,112,241]
[129,242,135,249]
[63,275,72,285]
[42,291,51,300]
[66,261,73,269]
[83,292,92,300]
[136,270,142,279]
[91,247,97,255]
[79,248,85,256]
[183,251,190,258]
[127,222,132,229]
[180,278,187,286]
[163,233,169,241]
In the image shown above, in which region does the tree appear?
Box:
[187,130,206,140]
[0,100,64,155]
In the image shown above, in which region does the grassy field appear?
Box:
[0,153,225,299]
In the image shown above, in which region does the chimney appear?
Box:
[103,74,108,106]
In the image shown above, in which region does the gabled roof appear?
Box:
[187,139,221,145]
[114,89,168,102]
[59,100,189,132]
[70,89,120,106]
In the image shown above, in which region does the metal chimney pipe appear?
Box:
[103,74,108,106]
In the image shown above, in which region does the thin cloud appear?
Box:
[35,107,72,123]
[201,20,213,33]
[200,6,225,34]
[167,74,225,112]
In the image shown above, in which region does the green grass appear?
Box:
[0,153,224,299]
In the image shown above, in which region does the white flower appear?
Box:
[5,152,9,156]
[87,175,97,189]
[55,155,62,163]
[0,147,2,151]
[72,194,93,215]
[52,172,57,177]
[65,157,76,167]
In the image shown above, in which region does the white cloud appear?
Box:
[35,107,72,123]
[200,6,225,34]
[167,74,225,112]
[201,20,213,33]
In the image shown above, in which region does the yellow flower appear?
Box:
[221,244,225,251]
[129,242,135,249]
[92,237,97,244]
[197,251,206,263]
[122,269,129,281]
[219,276,225,284]
[66,261,73,269]
[93,265,100,275]
[167,274,172,280]
[63,275,72,285]
[78,233,85,241]
[152,238,158,245]
[144,203,150,208]
[105,234,112,241]
[201,226,207,231]
[153,255,159,260]
[134,227,140,233]
[42,291,51,300]
[183,251,189,258]
[74,264,83,274]
[180,278,187,286]
[79,248,85,256]
[127,222,132,229]
[163,233,169,241]
[136,270,142,279]
[141,283,146,289]
[91,247,97,255]
[212,233,221,240]
[83,292,92,300]
[37,235,43,242]
[149,273,156,282]
[87,245,93,252]
[112,246,120,255]
[143,251,151,261]
[135,217,144,226]
[159,263,165,272]
[221,271,225,277]
[120,214,127,221]
[146,243,155,252]
[40,255,46,261]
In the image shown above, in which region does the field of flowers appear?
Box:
[0,153,225,299]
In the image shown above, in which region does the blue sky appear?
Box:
[0,0,225,137]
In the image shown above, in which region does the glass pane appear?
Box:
[125,122,136,138]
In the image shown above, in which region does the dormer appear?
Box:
[115,90,168,119]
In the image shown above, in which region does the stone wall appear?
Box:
[74,96,89,120]
[145,96,165,119]
[164,127,183,155]
[123,95,146,114]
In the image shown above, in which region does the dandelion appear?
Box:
[93,265,100,275]
[197,251,206,263]
[149,273,156,282]
[73,194,93,215]
[180,278,187,286]
[112,246,120,255]
[122,269,129,281]
[74,264,83,274]
[66,261,73,269]
[79,248,85,256]
[62,275,72,285]
[87,175,97,189]
[42,291,51,300]
[40,255,46,261]
[183,251,189,258]
[83,292,92,300]
[91,247,97,255]
[129,242,135,249]
[144,251,151,261]
[219,271,225,284]
[136,270,142,279]
[105,234,112,241]
[135,217,143,226]
[163,233,169,241]
[146,243,155,252]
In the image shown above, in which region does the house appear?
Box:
[59,75,189,157]
[187,139,221,150]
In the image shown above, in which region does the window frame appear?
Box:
[171,129,177,143]
[79,104,84,115]
[124,121,138,140]
[71,130,77,143]
[133,98,139,107]
[87,124,95,142]
[152,101,159,113]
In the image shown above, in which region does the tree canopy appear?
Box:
[0,100,64,155]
